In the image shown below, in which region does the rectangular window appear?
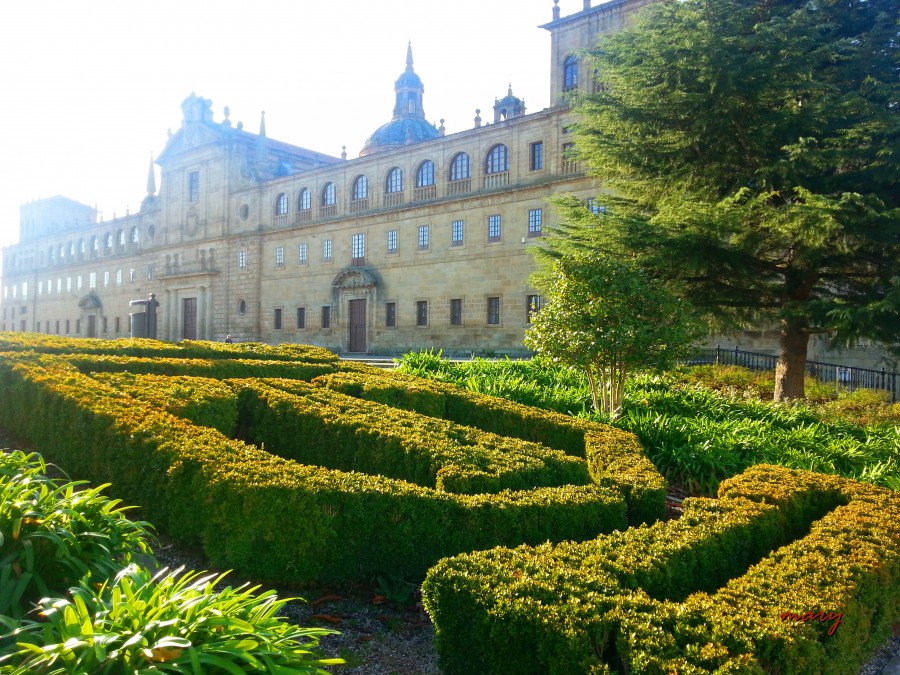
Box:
[65,319,70,334]
[116,269,122,285]
[56,320,60,334]
[115,317,121,333]
[146,265,154,280]
[322,305,331,329]
[451,220,464,246]
[76,319,81,334]
[526,294,543,323]
[528,208,543,237]
[102,317,108,333]
[66,277,72,292]
[129,268,136,282]
[38,281,43,295]
[189,171,200,202]
[488,215,502,242]
[587,198,607,215]
[416,300,428,326]
[387,229,398,254]
[274,308,283,330]
[530,141,544,170]
[450,298,462,326]
[323,239,333,262]
[418,225,430,250]
[487,296,501,325]
[298,243,308,265]
[239,250,248,269]
[296,307,306,330]
[58,278,63,293]
[351,233,366,265]
[104,271,110,287]
[89,272,97,289]
[385,302,396,327]
[275,246,285,266]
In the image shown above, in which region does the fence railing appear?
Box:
[688,345,898,402]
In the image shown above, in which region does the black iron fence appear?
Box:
[688,345,898,402]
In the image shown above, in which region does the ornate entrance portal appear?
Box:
[332,268,379,354]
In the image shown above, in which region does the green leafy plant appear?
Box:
[3,564,342,674]
[0,451,154,619]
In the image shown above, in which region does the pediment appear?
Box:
[78,293,102,310]
[332,267,378,289]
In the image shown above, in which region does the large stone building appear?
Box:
[4,0,650,356]
[1,0,890,367]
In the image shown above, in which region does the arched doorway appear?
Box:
[332,268,379,353]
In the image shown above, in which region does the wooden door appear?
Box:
[182,297,197,340]
[86,315,97,338]
[348,299,366,352]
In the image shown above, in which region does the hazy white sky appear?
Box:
[0,0,579,250]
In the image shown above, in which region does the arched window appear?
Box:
[322,182,336,206]
[449,153,471,181]
[352,175,368,200]
[130,227,139,244]
[105,233,113,248]
[485,144,509,174]
[91,236,99,251]
[416,161,435,188]
[49,246,55,261]
[78,239,85,254]
[298,188,311,211]
[58,244,64,259]
[385,168,403,193]
[275,193,289,215]
[117,229,125,245]
[563,55,578,90]
[68,242,74,256]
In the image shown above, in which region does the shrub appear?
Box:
[2,565,341,674]
[0,451,153,619]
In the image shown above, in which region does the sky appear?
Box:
[0,0,578,252]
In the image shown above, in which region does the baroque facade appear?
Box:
[1,0,889,367]
[4,0,651,356]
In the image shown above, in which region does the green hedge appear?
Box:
[241,378,591,494]
[314,369,666,522]
[91,373,240,436]
[0,351,626,585]
[421,464,900,674]
[0,333,338,363]
[67,354,338,380]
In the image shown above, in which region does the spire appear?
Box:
[393,43,426,119]
[258,110,267,138]
[146,153,156,196]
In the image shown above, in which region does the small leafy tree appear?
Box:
[524,251,699,419]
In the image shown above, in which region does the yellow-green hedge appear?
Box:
[314,369,666,522]
[242,378,591,494]
[0,351,626,585]
[421,464,900,674]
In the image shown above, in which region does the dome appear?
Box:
[360,118,439,157]
[396,69,423,89]
[359,43,440,157]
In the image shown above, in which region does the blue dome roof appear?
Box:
[360,117,439,157]
[396,70,423,89]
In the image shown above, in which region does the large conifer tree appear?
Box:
[551,0,900,399]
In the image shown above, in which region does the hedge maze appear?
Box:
[0,334,896,674]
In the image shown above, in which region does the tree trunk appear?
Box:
[773,319,810,401]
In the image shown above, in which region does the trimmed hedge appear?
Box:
[240,378,591,494]
[92,373,240,436]
[315,369,666,523]
[0,333,339,363]
[0,351,626,585]
[421,464,900,674]
[67,354,339,380]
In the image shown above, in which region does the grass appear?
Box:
[396,354,900,496]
